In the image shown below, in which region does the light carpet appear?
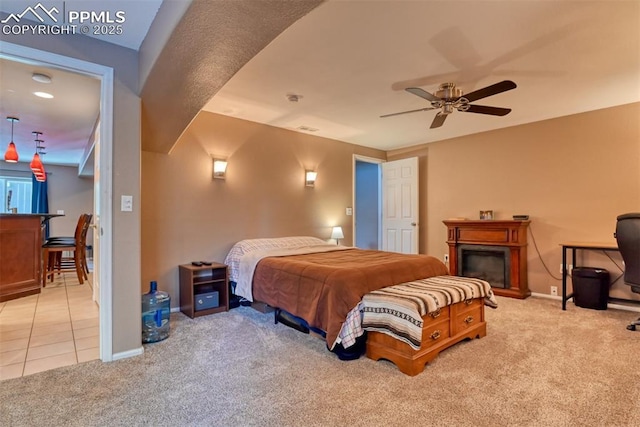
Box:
[1,296,639,427]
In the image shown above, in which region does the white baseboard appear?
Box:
[111,346,144,361]
[530,292,640,313]
[108,309,180,361]
[530,292,561,301]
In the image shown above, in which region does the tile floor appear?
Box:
[0,272,99,381]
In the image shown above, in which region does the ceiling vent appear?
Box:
[296,125,318,132]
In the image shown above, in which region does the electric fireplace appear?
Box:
[444,219,530,299]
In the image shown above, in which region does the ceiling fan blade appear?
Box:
[380,106,436,118]
[405,87,441,102]
[462,80,517,103]
[463,104,512,116]
[430,113,448,129]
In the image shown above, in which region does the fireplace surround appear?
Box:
[444,219,530,299]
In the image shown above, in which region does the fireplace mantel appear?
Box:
[443,219,531,299]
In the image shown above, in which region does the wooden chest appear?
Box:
[366,298,486,376]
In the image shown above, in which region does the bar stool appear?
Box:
[42,213,91,286]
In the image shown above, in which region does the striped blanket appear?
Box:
[361,276,498,350]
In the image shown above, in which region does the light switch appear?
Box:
[346,207,353,216]
[56,209,64,215]
[121,195,133,212]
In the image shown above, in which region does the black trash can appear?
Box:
[572,267,610,310]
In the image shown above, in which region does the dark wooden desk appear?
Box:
[560,241,619,310]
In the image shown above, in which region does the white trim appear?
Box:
[530,292,562,301]
[0,42,115,362]
[607,302,640,313]
[531,293,640,312]
[112,347,144,361]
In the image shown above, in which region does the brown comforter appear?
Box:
[252,248,449,347]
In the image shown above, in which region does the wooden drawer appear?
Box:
[420,318,450,346]
[452,299,483,335]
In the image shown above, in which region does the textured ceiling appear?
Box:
[141,0,323,154]
[202,0,640,151]
[2,0,638,167]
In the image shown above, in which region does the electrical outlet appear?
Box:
[550,286,558,296]
[443,254,449,263]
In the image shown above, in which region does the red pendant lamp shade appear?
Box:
[31,132,47,182]
[4,117,19,163]
[4,142,18,162]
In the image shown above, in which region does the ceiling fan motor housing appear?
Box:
[436,83,463,100]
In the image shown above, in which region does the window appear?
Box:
[1,175,33,213]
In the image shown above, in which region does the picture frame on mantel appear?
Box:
[479,210,494,220]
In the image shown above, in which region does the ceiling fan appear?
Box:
[381,80,517,129]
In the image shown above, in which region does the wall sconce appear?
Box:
[213,158,227,180]
[305,170,317,187]
[331,226,344,245]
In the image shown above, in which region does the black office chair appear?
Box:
[614,213,640,331]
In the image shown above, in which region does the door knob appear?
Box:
[411,222,417,226]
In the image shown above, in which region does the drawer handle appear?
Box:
[464,315,474,324]
[430,330,441,340]
[429,309,441,319]
[464,299,473,305]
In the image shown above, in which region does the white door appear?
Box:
[92,123,101,304]
[381,157,419,253]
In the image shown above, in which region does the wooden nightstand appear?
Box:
[179,263,229,318]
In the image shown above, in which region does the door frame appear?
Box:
[352,154,384,249]
[0,42,114,361]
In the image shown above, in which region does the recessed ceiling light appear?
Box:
[34,91,54,99]
[32,72,52,84]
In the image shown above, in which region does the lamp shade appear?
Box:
[4,141,18,162]
[331,226,344,240]
[30,153,46,182]
[30,152,42,171]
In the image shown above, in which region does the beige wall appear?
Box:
[388,103,640,299]
[141,112,385,306]
[2,33,142,354]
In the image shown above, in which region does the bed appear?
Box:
[226,237,447,344]
[224,236,496,373]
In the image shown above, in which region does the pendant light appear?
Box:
[4,117,19,162]
[30,131,46,182]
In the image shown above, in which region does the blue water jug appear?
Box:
[141,281,170,343]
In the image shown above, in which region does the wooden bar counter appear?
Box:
[0,213,54,302]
